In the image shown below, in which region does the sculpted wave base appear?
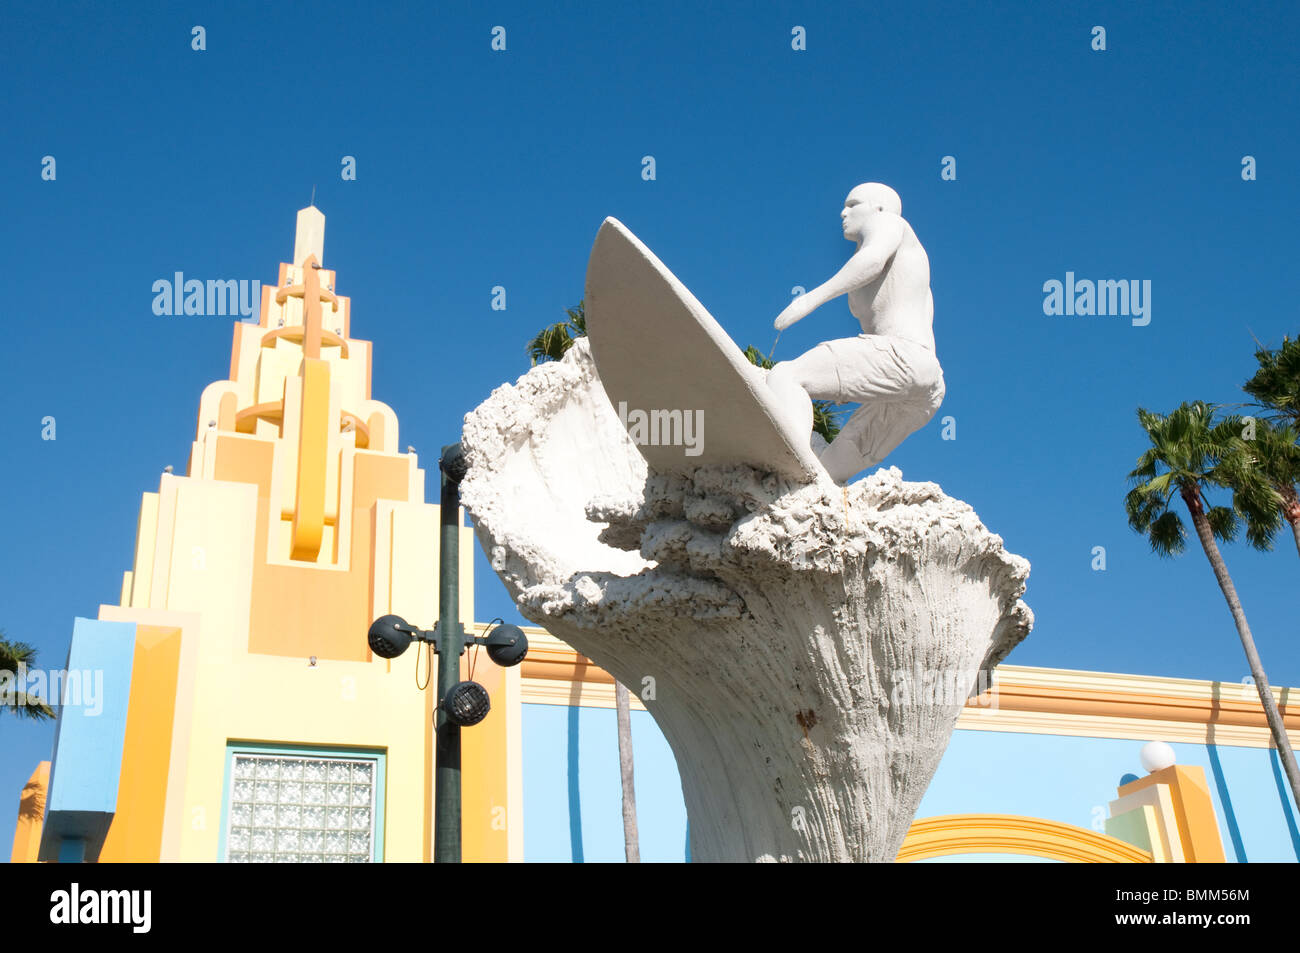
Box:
[461,339,1033,861]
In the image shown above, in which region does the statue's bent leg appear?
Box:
[766,350,828,443]
[820,401,928,481]
[770,336,944,481]
[814,336,945,482]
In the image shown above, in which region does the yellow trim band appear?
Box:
[898,814,1153,863]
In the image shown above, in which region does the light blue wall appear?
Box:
[38,617,137,862]
[919,730,1300,863]
[522,703,1300,863]
[522,703,688,862]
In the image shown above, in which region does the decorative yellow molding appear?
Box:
[289,358,329,561]
[1115,766,1226,863]
[522,678,649,712]
[260,325,349,358]
[963,666,1297,741]
[1107,783,1184,862]
[234,401,284,433]
[897,814,1153,863]
[514,625,1298,748]
[954,705,1299,748]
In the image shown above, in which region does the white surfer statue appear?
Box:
[766,183,945,484]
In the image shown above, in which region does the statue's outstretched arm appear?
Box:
[774,214,905,331]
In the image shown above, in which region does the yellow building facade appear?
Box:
[12,208,521,863]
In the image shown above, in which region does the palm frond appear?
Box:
[0,633,54,721]
[1210,413,1291,549]
[1124,483,1167,532]
[811,402,845,443]
[1205,505,1241,544]
[0,637,39,676]
[1147,510,1186,557]
[1244,334,1300,424]
[527,301,588,366]
[565,302,586,337]
[9,691,55,721]
[742,345,774,370]
[1127,401,1227,555]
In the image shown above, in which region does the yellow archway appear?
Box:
[898,814,1153,863]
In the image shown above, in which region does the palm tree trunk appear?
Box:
[1182,487,1300,809]
[1283,487,1300,562]
[614,680,640,862]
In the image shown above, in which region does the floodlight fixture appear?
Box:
[483,622,529,668]
[368,614,414,659]
[443,680,492,727]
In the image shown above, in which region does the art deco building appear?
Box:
[10,207,519,863]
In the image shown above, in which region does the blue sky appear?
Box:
[2,1,1299,858]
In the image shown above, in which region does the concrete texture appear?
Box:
[461,339,1032,861]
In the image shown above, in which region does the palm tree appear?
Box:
[1244,333,1300,424]
[0,631,54,721]
[1125,401,1300,807]
[527,301,641,860]
[613,681,640,862]
[1239,419,1300,560]
[1241,335,1300,560]
[527,302,587,366]
[741,346,844,444]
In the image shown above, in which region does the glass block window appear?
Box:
[224,750,380,863]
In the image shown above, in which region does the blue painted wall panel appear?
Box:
[522,700,1300,863]
[918,730,1300,863]
[522,703,688,862]
[38,617,137,861]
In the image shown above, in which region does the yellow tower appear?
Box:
[12,208,522,863]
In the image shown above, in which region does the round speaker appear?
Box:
[443,680,491,727]
[368,615,413,659]
[485,624,529,668]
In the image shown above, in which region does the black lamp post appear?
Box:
[366,442,528,863]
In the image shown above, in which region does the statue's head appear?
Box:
[841,183,901,241]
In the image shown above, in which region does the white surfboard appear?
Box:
[584,217,824,481]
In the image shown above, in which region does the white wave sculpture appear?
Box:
[459,214,1032,862]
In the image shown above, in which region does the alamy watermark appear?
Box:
[618,401,704,457]
[50,883,151,933]
[0,663,103,716]
[1042,272,1151,326]
[889,667,997,710]
[152,272,260,319]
